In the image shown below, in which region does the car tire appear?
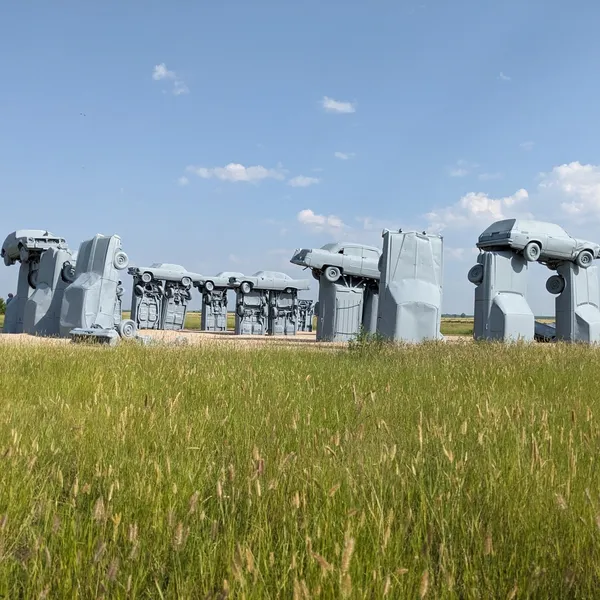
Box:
[284,287,293,294]
[61,262,76,283]
[576,250,594,269]
[181,276,192,288]
[467,264,484,285]
[324,266,341,283]
[240,281,252,294]
[546,274,566,295]
[236,304,245,317]
[113,251,129,270]
[524,242,541,262]
[118,319,137,339]
[141,271,153,283]
[204,280,215,292]
[134,284,145,297]
[311,270,321,281]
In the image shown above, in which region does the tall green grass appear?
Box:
[0,342,598,597]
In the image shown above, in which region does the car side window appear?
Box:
[341,247,362,257]
[362,249,379,260]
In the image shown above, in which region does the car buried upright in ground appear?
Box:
[476,219,600,269]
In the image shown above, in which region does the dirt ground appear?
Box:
[0,329,474,348]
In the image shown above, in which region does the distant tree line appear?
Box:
[0,297,5,315]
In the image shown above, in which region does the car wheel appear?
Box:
[204,280,215,292]
[118,319,137,339]
[27,269,38,288]
[524,242,541,262]
[240,281,252,294]
[324,266,341,283]
[467,264,484,285]
[113,251,129,270]
[311,270,321,281]
[284,287,293,294]
[61,262,76,283]
[134,284,145,296]
[576,250,594,269]
[546,274,565,295]
[203,293,212,305]
[236,304,245,317]
[141,271,153,283]
[270,306,279,318]
[181,276,192,287]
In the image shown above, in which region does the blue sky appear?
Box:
[2,0,600,313]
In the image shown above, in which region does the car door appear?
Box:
[543,224,573,258]
[340,246,362,275]
[361,248,381,278]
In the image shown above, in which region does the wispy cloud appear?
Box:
[288,175,320,188]
[334,151,356,160]
[152,63,189,95]
[321,96,356,114]
[177,176,189,186]
[520,141,534,151]
[186,163,285,183]
[447,159,478,178]
[478,172,503,181]
[498,72,511,81]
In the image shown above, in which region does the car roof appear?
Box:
[320,242,380,252]
[480,219,568,237]
[149,263,186,271]
[215,271,245,278]
[253,270,290,279]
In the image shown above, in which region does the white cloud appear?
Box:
[177,176,189,186]
[520,141,534,151]
[288,175,320,188]
[426,188,529,232]
[297,209,345,233]
[334,151,356,160]
[478,172,503,181]
[152,63,189,95]
[538,161,600,220]
[498,72,511,81]
[152,63,176,80]
[185,163,285,183]
[321,96,356,114]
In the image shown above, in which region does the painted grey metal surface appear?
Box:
[362,282,379,335]
[200,289,228,331]
[230,271,310,294]
[234,289,269,335]
[231,271,309,336]
[297,299,314,332]
[130,279,162,329]
[549,263,600,343]
[469,250,534,342]
[70,327,120,346]
[267,290,299,336]
[23,248,75,336]
[377,230,444,343]
[290,242,381,281]
[316,276,365,342]
[195,272,244,332]
[2,230,69,333]
[477,219,600,269]
[60,234,136,338]
[129,263,201,331]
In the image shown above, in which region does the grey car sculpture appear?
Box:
[290,242,381,282]
[195,272,245,332]
[2,229,70,333]
[477,219,600,269]
[60,234,136,339]
[128,263,203,288]
[129,263,202,330]
[230,271,310,294]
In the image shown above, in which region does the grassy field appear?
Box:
[0,341,599,597]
